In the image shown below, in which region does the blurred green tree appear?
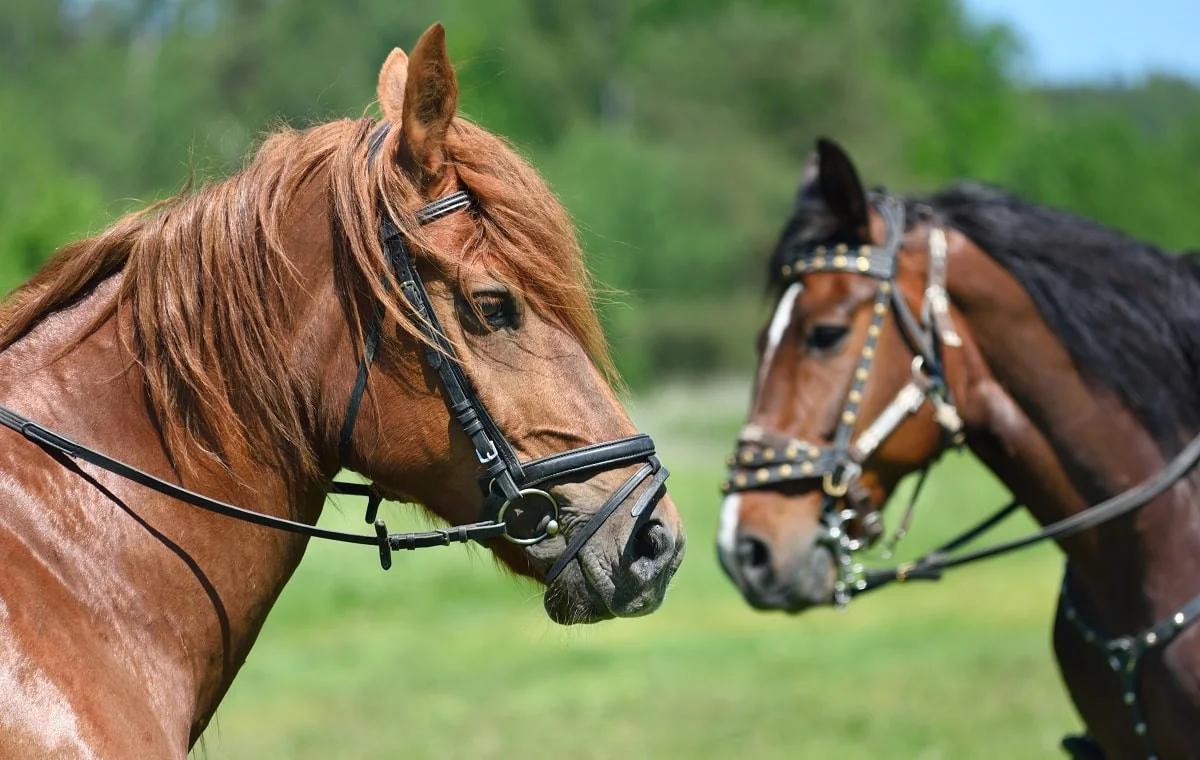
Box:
[1,0,1196,385]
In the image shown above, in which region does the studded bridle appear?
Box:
[0,122,668,584]
[721,196,964,606]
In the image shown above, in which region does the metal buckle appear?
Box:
[496,488,560,546]
[476,440,499,465]
[822,471,849,498]
[822,464,859,498]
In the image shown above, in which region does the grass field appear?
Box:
[196,380,1079,759]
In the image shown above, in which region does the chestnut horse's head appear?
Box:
[0,25,683,627]
[717,138,961,611]
[328,26,685,623]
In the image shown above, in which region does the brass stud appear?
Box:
[868,325,881,338]
[726,455,735,466]
[740,451,754,464]
[786,445,799,459]
[796,261,808,272]
[763,447,776,461]
[842,411,857,424]
[863,346,875,359]
[874,303,887,315]
[833,254,848,269]
[857,257,870,272]
[856,368,869,381]
[860,245,871,255]
[1145,632,1158,646]
[720,481,730,493]
[815,246,826,256]
[756,468,769,482]
[1135,723,1147,736]
[734,473,748,487]
[849,390,862,403]
[1175,612,1186,627]
[808,446,821,458]
[835,243,848,254]
[813,256,826,268]
[780,464,793,477]
[782,264,793,276]
[880,282,892,294]
[801,462,814,475]
[1123,692,1135,705]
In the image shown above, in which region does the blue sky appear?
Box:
[964,0,1200,82]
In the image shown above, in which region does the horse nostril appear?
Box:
[632,519,670,563]
[736,535,771,570]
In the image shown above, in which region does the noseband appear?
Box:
[721,196,964,606]
[0,123,667,584]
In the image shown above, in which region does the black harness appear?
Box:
[721,194,1200,758]
[0,138,667,583]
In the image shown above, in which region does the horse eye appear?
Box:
[805,324,849,353]
[473,292,516,330]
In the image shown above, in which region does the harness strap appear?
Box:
[0,405,508,569]
[923,225,962,348]
[518,435,657,489]
[1061,569,1200,759]
[849,379,925,463]
[856,427,1200,592]
[544,458,668,583]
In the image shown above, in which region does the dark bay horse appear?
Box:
[718,138,1200,758]
[0,24,684,759]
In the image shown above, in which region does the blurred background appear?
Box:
[2,1,1198,757]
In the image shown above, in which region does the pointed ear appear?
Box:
[815,137,869,232]
[399,24,458,186]
[795,151,821,205]
[377,48,409,122]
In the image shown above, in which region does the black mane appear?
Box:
[915,182,1200,454]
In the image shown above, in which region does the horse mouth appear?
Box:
[542,555,617,625]
[542,538,680,625]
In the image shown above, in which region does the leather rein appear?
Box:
[0,126,667,583]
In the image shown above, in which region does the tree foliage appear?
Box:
[2,0,1197,385]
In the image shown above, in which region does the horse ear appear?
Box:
[795,151,821,205]
[815,137,869,232]
[399,23,458,187]
[377,48,409,122]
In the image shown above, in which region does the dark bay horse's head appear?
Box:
[717,139,948,611]
[333,26,684,624]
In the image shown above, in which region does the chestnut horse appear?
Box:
[718,138,1200,758]
[0,25,684,759]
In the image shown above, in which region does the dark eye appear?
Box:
[805,324,849,353]
[473,292,516,330]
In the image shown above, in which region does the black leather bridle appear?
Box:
[719,192,1200,758]
[0,127,667,583]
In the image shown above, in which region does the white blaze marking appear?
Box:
[717,493,743,563]
[757,282,803,393]
[722,283,803,568]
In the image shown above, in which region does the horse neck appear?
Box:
[943,236,1200,632]
[0,174,360,736]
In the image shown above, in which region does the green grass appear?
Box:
[198,381,1079,759]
